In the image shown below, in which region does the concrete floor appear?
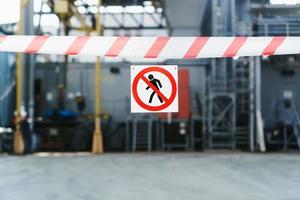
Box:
[0,153,299,200]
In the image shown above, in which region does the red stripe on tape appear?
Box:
[223,37,247,58]
[184,37,209,59]
[66,36,90,55]
[263,37,286,56]
[105,37,130,57]
[25,36,49,53]
[0,35,7,43]
[145,37,170,58]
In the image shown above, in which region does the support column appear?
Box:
[13,0,28,155]
[92,0,103,154]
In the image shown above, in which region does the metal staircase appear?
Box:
[274,99,300,151]
[292,106,300,150]
[292,124,300,150]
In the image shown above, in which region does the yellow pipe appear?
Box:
[14,0,29,154]
[92,0,103,154]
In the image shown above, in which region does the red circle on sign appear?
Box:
[132,66,177,111]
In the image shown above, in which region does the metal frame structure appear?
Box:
[126,115,160,152]
[204,0,238,150]
[202,0,257,151]
[101,11,166,30]
[34,1,167,34]
[207,93,236,149]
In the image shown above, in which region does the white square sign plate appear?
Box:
[131,65,178,113]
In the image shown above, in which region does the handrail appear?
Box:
[257,22,300,36]
[0,81,15,102]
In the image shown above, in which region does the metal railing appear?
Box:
[257,22,300,36]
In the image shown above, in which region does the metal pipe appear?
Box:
[249,57,255,152]
[25,0,35,134]
[255,56,266,152]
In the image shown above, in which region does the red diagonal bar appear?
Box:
[25,36,49,53]
[184,37,209,59]
[66,36,90,55]
[0,35,7,43]
[105,36,130,57]
[263,37,286,56]
[144,37,170,58]
[141,76,169,102]
[223,37,247,57]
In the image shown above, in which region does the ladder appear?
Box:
[234,58,254,150]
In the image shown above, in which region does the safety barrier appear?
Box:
[0,35,299,59]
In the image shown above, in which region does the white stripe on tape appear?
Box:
[0,35,299,59]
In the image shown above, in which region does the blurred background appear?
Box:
[1,0,300,154]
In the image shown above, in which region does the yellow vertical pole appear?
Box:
[13,0,28,154]
[92,0,103,154]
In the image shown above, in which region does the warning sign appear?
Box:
[131,65,178,113]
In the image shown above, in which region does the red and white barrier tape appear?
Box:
[0,35,298,59]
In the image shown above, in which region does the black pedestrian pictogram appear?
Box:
[146,74,163,104]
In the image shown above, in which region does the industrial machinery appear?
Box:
[265,91,300,151]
